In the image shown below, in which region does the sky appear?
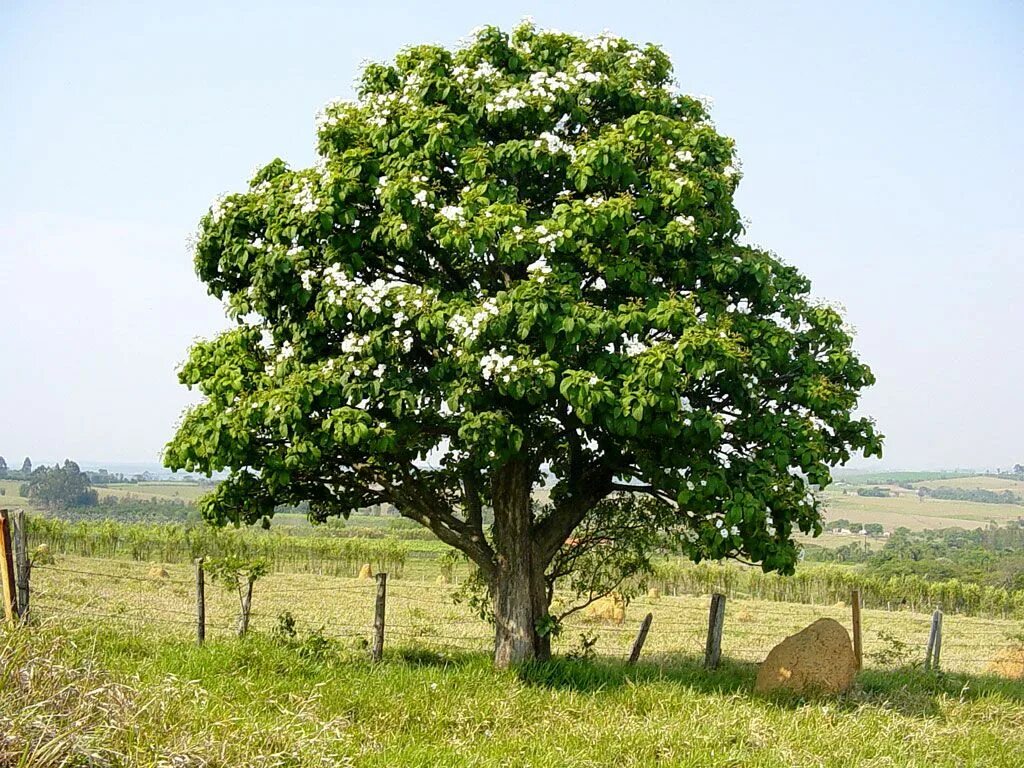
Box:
[0,0,1021,470]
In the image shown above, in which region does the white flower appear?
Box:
[480,349,515,381]
[534,131,576,158]
[412,189,430,207]
[527,257,552,276]
[674,214,695,231]
[621,334,647,356]
[209,194,228,223]
[438,205,465,222]
[292,180,320,215]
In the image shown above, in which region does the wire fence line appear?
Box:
[15,555,1021,676]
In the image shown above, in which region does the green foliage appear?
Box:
[165,21,881,606]
[25,515,409,575]
[565,631,599,662]
[868,629,917,667]
[205,553,269,588]
[652,558,1024,618]
[550,494,670,616]
[857,486,892,498]
[21,460,98,509]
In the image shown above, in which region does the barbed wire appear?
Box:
[33,564,191,585]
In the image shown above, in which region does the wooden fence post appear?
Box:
[195,558,206,646]
[704,593,726,669]
[0,511,16,624]
[628,613,653,665]
[851,589,863,671]
[371,572,387,662]
[925,609,943,671]
[11,510,29,620]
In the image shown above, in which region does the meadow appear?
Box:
[4,555,1024,767]
[4,473,1024,766]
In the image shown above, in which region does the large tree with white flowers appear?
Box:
[166,21,882,666]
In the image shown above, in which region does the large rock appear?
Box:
[755,618,858,695]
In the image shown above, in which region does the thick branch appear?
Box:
[533,462,614,565]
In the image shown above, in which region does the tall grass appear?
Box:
[27,516,409,576]
[653,561,1024,618]
[3,622,1023,768]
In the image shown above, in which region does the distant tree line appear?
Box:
[823,518,885,535]
[19,460,98,509]
[0,456,34,481]
[856,486,892,498]
[916,486,1022,505]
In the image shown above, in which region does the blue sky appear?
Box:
[1,1,1021,469]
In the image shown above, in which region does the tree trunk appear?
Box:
[491,459,550,667]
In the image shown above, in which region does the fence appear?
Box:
[2,509,1021,676]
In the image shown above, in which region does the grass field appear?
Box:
[5,555,1024,767]
[28,556,1023,676]
[92,481,210,504]
[819,488,1023,531]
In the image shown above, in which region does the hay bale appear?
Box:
[357,563,373,580]
[647,587,661,600]
[755,618,858,696]
[436,574,449,586]
[148,566,169,579]
[584,592,626,624]
[988,645,1024,679]
[735,609,754,623]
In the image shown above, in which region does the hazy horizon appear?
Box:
[2,1,1021,470]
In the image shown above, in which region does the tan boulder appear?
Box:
[755,618,858,695]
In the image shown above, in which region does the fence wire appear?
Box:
[21,558,1022,673]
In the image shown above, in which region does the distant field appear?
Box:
[819,488,1022,532]
[909,475,1024,492]
[94,482,208,503]
[834,470,977,485]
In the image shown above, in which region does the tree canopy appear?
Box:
[21,460,98,509]
[166,21,882,664]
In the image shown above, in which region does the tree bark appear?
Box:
[491,458,550,667]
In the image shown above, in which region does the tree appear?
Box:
[165,22,882,666]
[206,555,268,637]
[22,460,98,509]
[0,456,6,479]
[21,457,31,474]
[1013,464,1023,476]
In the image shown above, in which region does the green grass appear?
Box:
[0,479,31,507]
[3,621,1023,767]
[29,556,1024,674]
